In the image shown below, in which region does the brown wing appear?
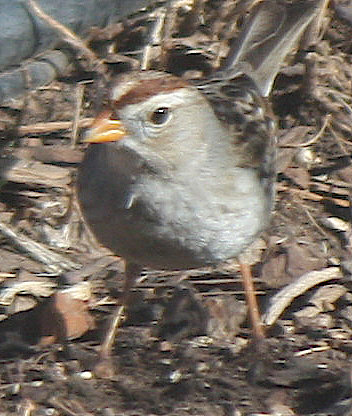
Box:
[196,74,276,202]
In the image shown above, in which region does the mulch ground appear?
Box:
[0,0,352,415]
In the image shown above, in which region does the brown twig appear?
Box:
[263,267,342,326]
[277,183,350,208]
[17,118,94,136]
[27,0,105,73]
[71,83,86,147]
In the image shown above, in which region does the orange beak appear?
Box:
[84,112,128,143]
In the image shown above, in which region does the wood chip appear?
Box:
[0,280,56,306]
[309,284,347,311]
[37,291,95,345]
[1,158,72,188]
[0,221,80,273]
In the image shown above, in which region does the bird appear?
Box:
[76,0,322,374]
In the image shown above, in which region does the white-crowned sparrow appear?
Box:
[77,0,322,368]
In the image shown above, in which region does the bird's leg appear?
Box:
[239,262,265,340]
[96,262,142,376]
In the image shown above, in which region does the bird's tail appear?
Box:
[223,0,323,97]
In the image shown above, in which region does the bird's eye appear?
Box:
[149,107,170,125]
